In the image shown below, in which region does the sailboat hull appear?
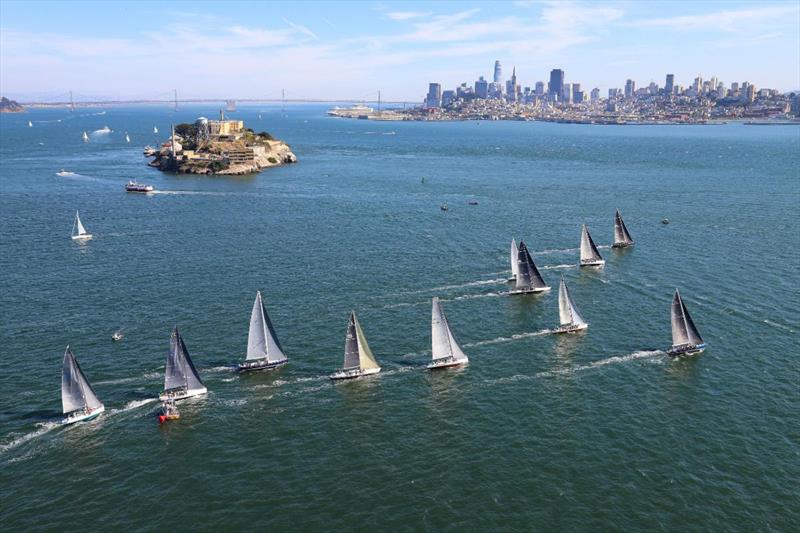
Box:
[611,242,634,248]
[667,343,706,357]
[509,286,551,295]
[71,234,93,241]
[62,405,105,425]
[238,359,287,373]
[159,387,207,402]
[579,259,605,267]
[552,323,588,334]
[329,367,381,381]
[427,356,468,370]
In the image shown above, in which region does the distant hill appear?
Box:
[0,97,25,113]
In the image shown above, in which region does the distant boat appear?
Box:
[125,133,131,143]
[440,203,448,211]
[238,291,288,372]
[509,238,520,281]
[153,126,158,134]
[427,297,469,369]
[96,126,111,134]
[661,218,670,225]
[71,210,92,241]
[612,209,634,248]
[28,120,33,127]
[510,240,550,294]
[159,326,207,401]
[61,346,104,425]
[579,224,605,267]
[468,200,478,205]
[330,311,381,380]
[82,131,89,143]
[158,399,180,424]
[111,329,124,342]
[667,289,706,357]
[258,114,262,120]
[552,276,588,333]
[125,180,155,193]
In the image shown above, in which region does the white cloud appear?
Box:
[386,11,431,21]
[629,5,799,31]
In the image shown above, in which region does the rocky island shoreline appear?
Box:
[146,113,296,175]
[0,97,25,113]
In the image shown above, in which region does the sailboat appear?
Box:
[61,346,105,425]
[667,289,706,357]
[125,133,131,143]
[238,291,288,372]
[552,276,588,333]
[612,209,634,248]
[82,131,89,142]
[153,126,159,134]
[428,297,469,369]
[71,210,92,241]
[579,224,605,267]
[330,311,381,380]
[159,326,207,401]
[510,240,550,294]
[28,120,33,127]
[508,238,520,281]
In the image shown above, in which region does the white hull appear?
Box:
[667,343,706,357]
[330,366,381,381]
[427,357,468,370]
[509,286,551,295]
[552,323,588,334]
[72,234,93,241]
[62,405,104,425]
[159,387,207,402]
[580,260,605,267]
[238,358,287,373]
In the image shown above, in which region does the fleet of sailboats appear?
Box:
[510,240,550,294]
[160,326,207,401]
[552,276,588,333]
[579,224,605,267]
[428,297,469,369]
[61,346,104,425]
[71,211,92,241]
[667,289,706,356]
[612,209,634,248]
[330,311,381,380]
[238,291,288,372]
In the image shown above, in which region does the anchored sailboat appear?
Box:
[330,311,381,380]
[61,346,104,425]
[579,224,604,267]
[552,276,588,333]
[159,326,207,401]
[82,131,89,143]
[612,209,634,248]
[71,210,92,241]
[510,240,550,294]
[428,297,469,369]
[509,238,520,281]
[238,291,288,372]
[667,289,706,357]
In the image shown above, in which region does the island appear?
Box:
[0,97,25,113]
[146,112,297,175]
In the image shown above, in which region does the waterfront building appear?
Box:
[494,60,503,84]
[426,83,442,108]
[535,81,545,96]
[791,94,800,116]
[475,76,489,99]
[442,90,456,107]
[665,74,675,95]
[590,88,600,102]
[208,111,245,141]
[549,69,564,100]
[625,79,636,99]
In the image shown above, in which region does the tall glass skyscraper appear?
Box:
[493,61,503,84]
[549,69,564,100]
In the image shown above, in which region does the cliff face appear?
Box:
[0,97,25,113]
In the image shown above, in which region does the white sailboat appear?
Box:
[428,297,469,369]
[508,238,520,281]
[125,133,131,143]
[510,240,550,294]
[82,131,89,142]
[667,289,706,357]
[28,120,33,127]
[238,291,288,372]
[579,224,605,267]
[552,276,588,333]
[159,326,207,401]
[153,126,158,134]
[612,209,634,248]
[61,346,105,425]
[71,211,92,241]
[330,311,381,380]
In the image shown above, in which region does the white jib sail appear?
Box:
[431,297,467,361]
[246,291,286,363]
[558,277,586,327]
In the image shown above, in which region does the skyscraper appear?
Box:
[625,79,636,98]
[562,83,572,104]
[493,60,503,84]
[665,74,674,95]
[535,81,545,96]
[506,67,519,102]
[549,69,564,100]
[590,88,600,102]
[426,83,442,108]
[572,83,582,103]
[475,76,489,99]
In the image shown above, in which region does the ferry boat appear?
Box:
[125,180,155,193]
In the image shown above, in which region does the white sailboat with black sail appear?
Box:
[552,276,588,333]
[330,311,381,380]
[61,346,105,425]
[612,209,634,248]
[508,238,520,281]
[667,289,706,357]
[238,291,288,372]
[510,240,550,294]
[428,297,469,369]
[159,326,207,401]
[579,224,604,267]
[71,210,92,241]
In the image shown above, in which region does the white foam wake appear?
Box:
[538,350,663,378]
[0,422,60,454]
[541,264,576,270]
[109,398,156,415]
[465,329,552,348]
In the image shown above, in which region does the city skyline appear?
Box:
[1,0,799,101]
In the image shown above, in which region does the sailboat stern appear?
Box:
[552,322,589,334]
[159,386,207,402]
[509,286,551,295]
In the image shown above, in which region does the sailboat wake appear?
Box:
[541,264,577,270]
[464,329,552,348]
[109,398,156,415]
[0,422,61,455]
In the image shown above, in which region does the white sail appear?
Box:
[125,133,131,143]
[245,291,286,363]
[342,312,379,370]
[75,212,87,236]
[510,239,519,279]
[580,224,603,263]
[558,277,586,327]
[515,241,548,290]
[61,347,103,414]
[354,314,380,370]
[614,209,634,246]
[431,297,468,362]
[28,121,33,127]
[164,326,205,392]
[153,126,158,134]
[82,131,89,142]
[671,290,704,347]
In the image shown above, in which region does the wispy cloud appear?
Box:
[386,11,431,21]
[629,5,799,31]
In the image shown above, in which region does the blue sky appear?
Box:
[1,0,798,101]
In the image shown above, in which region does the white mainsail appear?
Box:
[558,276,586,327]
[71,210,90,239]
[153,126,159,134]
[510,239,520,279]
[614,209,634,246]
[82,131,89,142]
[164,326,206,392]
[61,346,103,414]
[580,224,604,263]
[431,297,468,362]
[671,289,704,348]
[125,133,131,143]
[245,291,287,363]
[515,241,549,291]
[343,312,379,371]
[28,121,33,127]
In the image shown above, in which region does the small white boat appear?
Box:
[330,311,381,380]
[82,131,89,142]
[667,289,706,357]
[111,329,124,342]
[125,180,155,193]
[428,297,469,369]
[440,203,449,211]
[61,346,105,425]
[153,126,159,134]
[579,224,605,267]
[238,291,288,372]
[551,276,588,333]
[125,133,131,143]
[71,210,92,241]
[509,240,550,294]
[612,209,634,248]
[28,120,33,127]
[159,326,207,401]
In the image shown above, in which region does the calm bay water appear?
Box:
[1,105,798,530]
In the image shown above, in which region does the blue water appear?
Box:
[1,106,798,530]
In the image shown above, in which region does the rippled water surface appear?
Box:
[1,106,798,530]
